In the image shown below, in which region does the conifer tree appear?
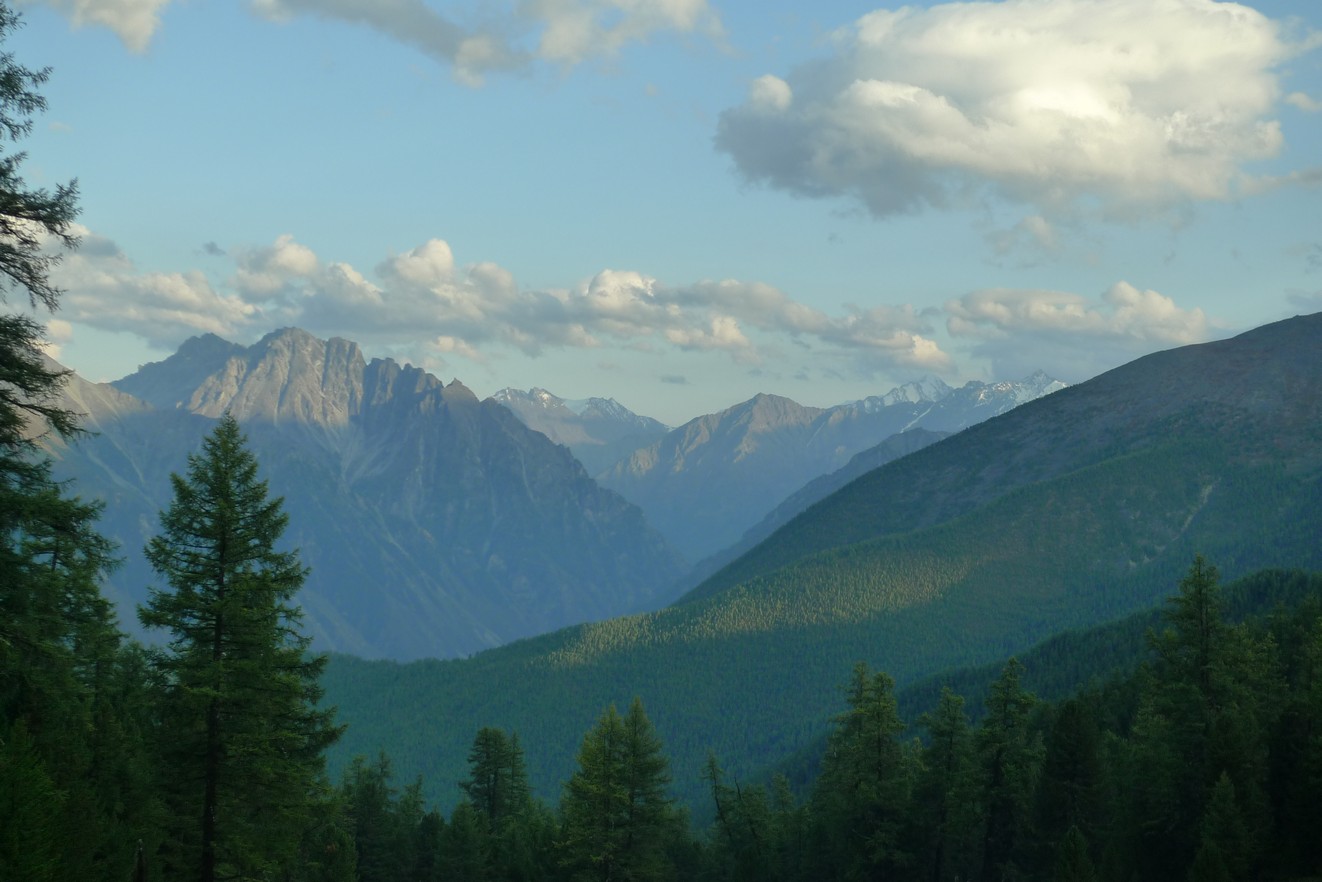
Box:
[140,413,341,882]
[559,697,676,881]
[812,662,913,879]
[976,658,1041,881]
[914,687,978,882]
[462,727,533,831]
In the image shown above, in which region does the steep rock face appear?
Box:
[52,329,684,660]
[600,375,1065,562]
[491,387,669,475]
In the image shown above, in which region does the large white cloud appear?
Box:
[53,230,951,377]
[945,281,1211,379]
[717,0,1316,218]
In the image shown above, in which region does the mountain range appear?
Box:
[591,372,1066,561]
[45,328,684,660]
[318,312,1322,811]
[489,387,670,476]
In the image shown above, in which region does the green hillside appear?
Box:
[323,445,1321,811]
[322,315,1322,812]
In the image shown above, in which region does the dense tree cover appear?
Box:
[290,562,1322,882]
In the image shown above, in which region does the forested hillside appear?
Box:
[322,313,1322,817]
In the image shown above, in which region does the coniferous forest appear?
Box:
[4,4,1322,881]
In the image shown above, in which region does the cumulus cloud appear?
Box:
[946,281,1211,378]
[48,225,259,348]
[40,318,73,360]
[21,0,174,52]
[717,0,1316,219]
[52,229,951,378]
[233,233,320,299]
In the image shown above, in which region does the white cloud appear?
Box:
[717,0,1315,219]
[40,317,73,359]
[748,74,792,113]
[945,281,1211,378]
[233,233,320,299]
[21,0,173,52]
[49,224,259,347]
[50,229,951,378]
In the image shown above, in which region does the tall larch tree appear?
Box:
[140,413,342,882]
[559,697,678,882]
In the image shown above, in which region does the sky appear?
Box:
[6,0,1321,426]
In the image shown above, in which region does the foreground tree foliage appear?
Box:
[0,4,166,879]
[140,414,343,882]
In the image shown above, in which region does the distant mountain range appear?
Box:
[319,312,1322,811]
[489,388,670,476]
[592,372,1066,561]
[45,328,684,660]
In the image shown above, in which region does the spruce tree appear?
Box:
[139,413,341,882]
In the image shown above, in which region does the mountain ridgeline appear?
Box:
[490,387,671,476]
[46,328,684,660]
[589,372,1066,562]
[321,312,1322,814]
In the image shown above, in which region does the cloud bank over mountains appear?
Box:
[717,0,1319,219]
[46,225,1212,384]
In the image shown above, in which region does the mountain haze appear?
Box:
[47,328,685,660]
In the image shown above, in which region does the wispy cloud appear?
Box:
[717,0,1317,220]
[28,0,721,82]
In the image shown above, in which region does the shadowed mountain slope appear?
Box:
[47,328,684,660]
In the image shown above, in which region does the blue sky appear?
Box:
[9,0,1322,425]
